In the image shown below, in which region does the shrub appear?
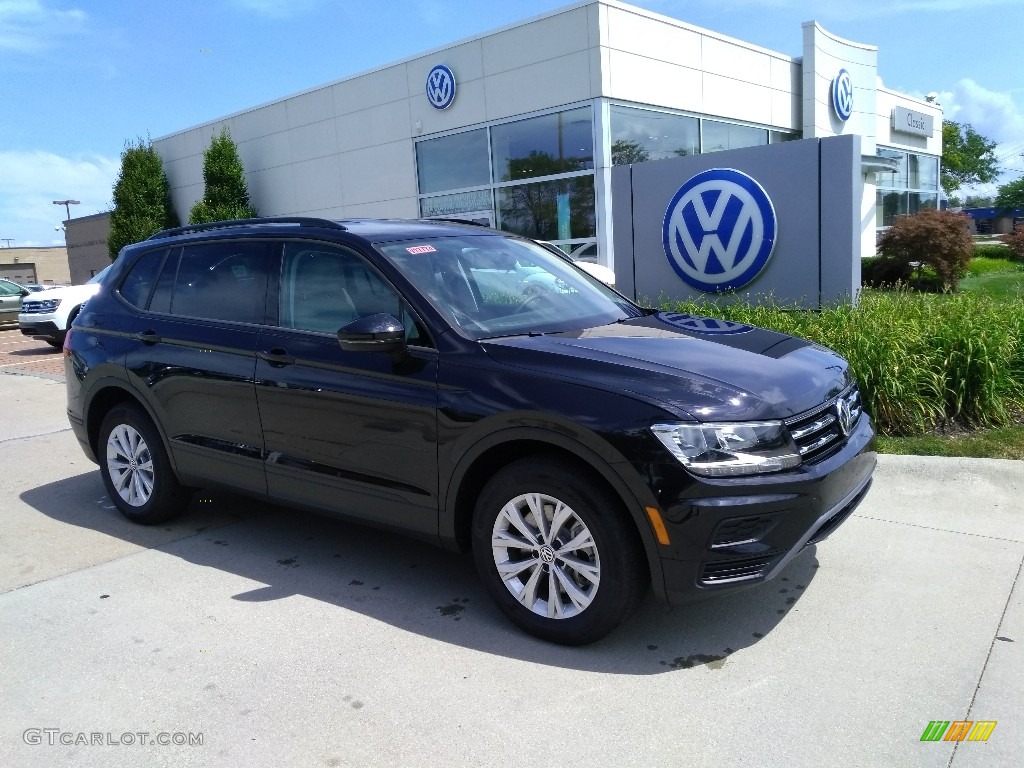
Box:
[998,226,1024,261]
[877,209,974,290]
[661,290,1024,436]
[973,243,1012,261]
[861,255,912,287]
[108,138,179,259]
[189,128,258,224]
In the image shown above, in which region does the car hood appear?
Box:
[481,312,853,421]
[25,283,100,301]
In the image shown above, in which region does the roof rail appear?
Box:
[419,217,490,228]
[147,217,348,240]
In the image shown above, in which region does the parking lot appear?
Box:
[0,327,65,380]
[1,342,1021,767]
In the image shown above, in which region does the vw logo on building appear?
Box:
[832,68,854,122]
[662,168,777,293]
[426,65,456,110]
[659,312,754,335]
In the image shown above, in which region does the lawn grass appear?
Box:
[958,267,1024,298]
[878,424,1024,459]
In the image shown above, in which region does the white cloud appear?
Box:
[0,150,118,246]
[0,0,86,52]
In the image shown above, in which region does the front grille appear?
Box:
[786,385,863,464]
[20,301,53,315]
[700,553,779,585]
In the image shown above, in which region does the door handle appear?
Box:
[133,330,161,344]
[257,348,295,366]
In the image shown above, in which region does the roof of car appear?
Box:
[144,217,498,245]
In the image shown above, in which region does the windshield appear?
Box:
[87,264,113,284]
[375,235,641,338]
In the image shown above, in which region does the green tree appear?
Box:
[611,139,649,165]
[962,194,996,208]
[941,121,998,195]
[189,128,258,224]
[108,138,179,260]
[994,175,1024,213]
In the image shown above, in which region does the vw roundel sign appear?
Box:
[831,68,854,122]
[426,64,456,110]
[662,168,777,293]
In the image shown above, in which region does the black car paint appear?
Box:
[66,220,876,607]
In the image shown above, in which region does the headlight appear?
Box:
[40,299,61,311]
[651,422,801,477]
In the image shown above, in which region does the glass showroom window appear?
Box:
[610,105,699,164]
[702,120,769,153]
[490,107,594,182]
[875,149,940,228]
[416,128,490,194]
[909,154,939,193]
[496,175,596,241]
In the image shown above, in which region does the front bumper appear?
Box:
[19,317,62,340]
[652,413,876,605]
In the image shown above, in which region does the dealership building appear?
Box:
[153,0,942,274]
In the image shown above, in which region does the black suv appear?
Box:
[65,217,875,645]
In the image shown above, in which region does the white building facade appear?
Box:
[154,0,942,268]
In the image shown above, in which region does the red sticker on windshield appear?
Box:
[406,245,437,254]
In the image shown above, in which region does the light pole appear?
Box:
[52,199,80,222]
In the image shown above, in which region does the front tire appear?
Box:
[98,404,189,524]
[471,458,647,645]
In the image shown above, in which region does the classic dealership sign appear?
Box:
[892,106,934,137]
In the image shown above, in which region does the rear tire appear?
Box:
[98,404,189,524]
[471,457,647,645]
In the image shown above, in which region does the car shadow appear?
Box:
[20,473,820,675]
[6,344,61,356]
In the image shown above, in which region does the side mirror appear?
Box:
[337,313,406,353]
[21,289,31,297]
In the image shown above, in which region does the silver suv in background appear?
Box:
[1,278,32,325]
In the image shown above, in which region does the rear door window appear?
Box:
[147,241,271,324]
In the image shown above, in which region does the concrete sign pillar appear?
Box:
[612,134,861,309]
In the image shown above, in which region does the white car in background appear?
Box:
[536,241,616,288]
[18,265,111,347]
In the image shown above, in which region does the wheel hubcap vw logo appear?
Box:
[539,546,555,564]
[662,168,777,292]
[832,68,853,122]
[426,65,456,110]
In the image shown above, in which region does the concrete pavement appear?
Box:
[1,369,1020,767]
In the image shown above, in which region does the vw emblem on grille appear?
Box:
[663,168,777,293]
[659,312,754,335]
[426,64,456,110]
[832,69,854,122]
[836,397,853,436]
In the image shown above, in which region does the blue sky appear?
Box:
[1,0,1022,247]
